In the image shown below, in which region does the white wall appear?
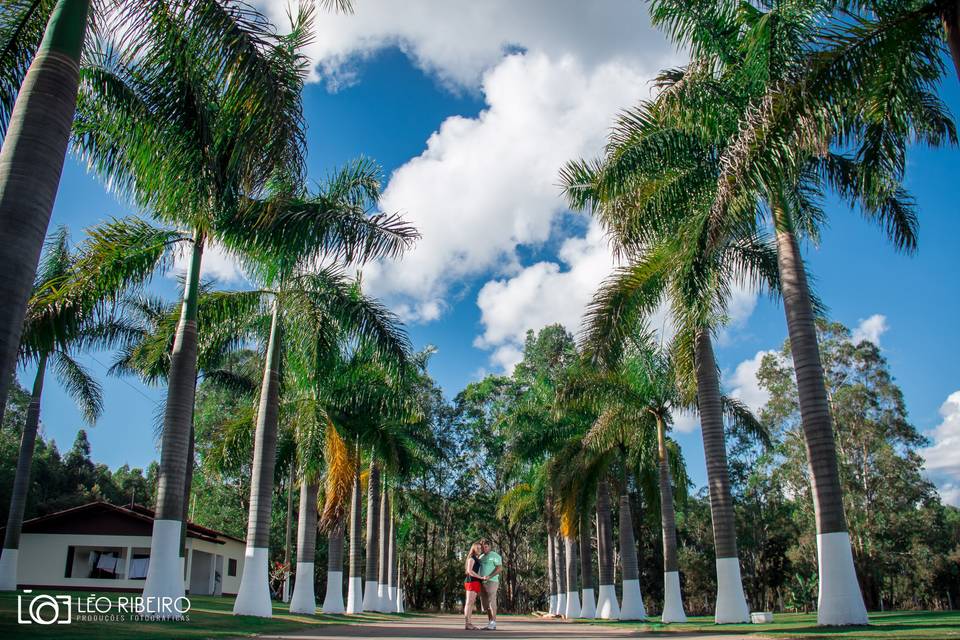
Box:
[17,533,245,595]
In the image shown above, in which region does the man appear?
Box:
[478,539,503,631]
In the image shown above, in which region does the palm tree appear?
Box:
[0,0,325,436]
[578,509,595,618]
[642,1,954,623]
[65,5,317,612]
[347,445,363,613]
[594,478,619,619]
[0,227,138,589]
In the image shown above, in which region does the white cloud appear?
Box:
[359,52,666,318]
[172,241,246,285]
[921,390,960,506]
[258,0,674,90]
[851,314,888,346]
[672,409,700,434]
[471,219,618,370]
[726,350,779,415]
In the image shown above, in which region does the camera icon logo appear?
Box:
[17,590,72,625]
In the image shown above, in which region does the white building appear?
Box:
[5,501,245,596]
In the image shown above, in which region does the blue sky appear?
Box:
[24,1,960,504]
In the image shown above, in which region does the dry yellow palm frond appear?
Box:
[559,491,578,538]
[319,418,356,531]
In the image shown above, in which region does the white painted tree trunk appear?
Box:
[620,578,646,620]
[346,576,363,614]
[557,592,567,618]
[233,547,272,617]
[579,588,596,618]
[548,594,558,615]
[595,584,620,619]
[322,570,345,614]
[816,531,868,625]
[361,580,379,611]
[0,550,18,591]
[661,571,687,623]
[139,520,186,616]
[289,562,316,615]
[714,557,750,623]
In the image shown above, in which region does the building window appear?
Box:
[64,546,126,580]
[64,546,75,578]
[228,558,237,577]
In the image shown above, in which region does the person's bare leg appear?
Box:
[464,591,479,629]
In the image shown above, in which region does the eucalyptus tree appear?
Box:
[639,0,953,624]
[0,227,140,589]
[0,0,334,438]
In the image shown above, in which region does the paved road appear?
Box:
[254,614,756,639]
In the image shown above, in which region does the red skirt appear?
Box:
[465,581,481,593]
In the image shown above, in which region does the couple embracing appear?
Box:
[463,539,503,631]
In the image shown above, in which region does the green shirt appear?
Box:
[479,551,502,583]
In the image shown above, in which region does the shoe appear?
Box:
[484,622,496,631]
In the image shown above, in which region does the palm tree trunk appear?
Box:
[579,509,596,618]
[322,519,346,613]
[290,477,318,614]
[656,413,686,622]
[361,459,381,611]
[555,531,566,617]
[693,327,750,623]
[282,464,295,603]
[546,523,556,614]
[377,484,390,611]
[233,300,282,617]
[942,1,960,82]
[388,497,398,612]
[0,0,89,431]
[595,478,619,619]
[564,533,581,618]
[618,488,646,620]
[771,200,867,625]
[346,458,363,613]
[142,233,203,613]
[178,421,195,566]
[0,353,46,590]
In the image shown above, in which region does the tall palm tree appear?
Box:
[563,58,791,619]
[594,478,619,619]
[66,5,317,611]
[0,0,324,436]
[362,457,381,611]
[376,480,390,612]
[0,227,138,589]
[346,445,363,613]
[578,509,595,618]
[643,1,954,624]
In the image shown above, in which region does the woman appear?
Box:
[464,541,486,630]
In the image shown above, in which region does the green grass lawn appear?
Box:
[578,610,960,639]
[0,590,400,639]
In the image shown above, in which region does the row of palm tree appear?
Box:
[500,327,762,623]
[556,0,958,627]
